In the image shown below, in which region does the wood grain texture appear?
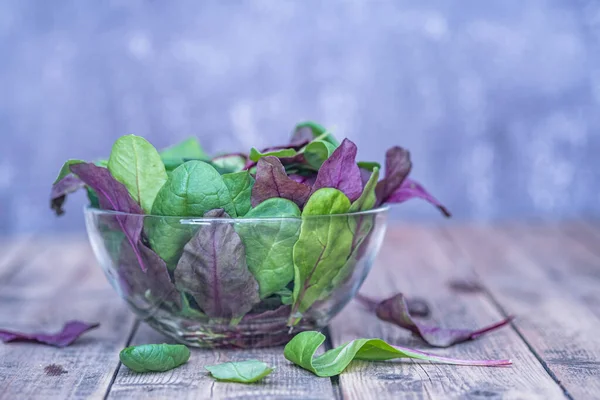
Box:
[329,226,565,400]
[441,224,600,400]
[0,237,136,400]
[107,323,336,400]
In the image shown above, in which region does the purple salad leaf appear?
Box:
[357,293,513,348]
[174,209,260,319]
[375,147,412,206]
[118,239,182,310]
[289,174,317,186]
[0,321,99,347]
[50,174,85,216]
[290,126,315,145]
[312,138,363,202]
[388,178,451,217]
[70,163,147,272]
[251,156,312,208]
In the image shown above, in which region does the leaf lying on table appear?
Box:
[206,360,274,383]
[0,321,99,347]
[120,343,191,373]
[357,293,513,348]
[284,331,511,377]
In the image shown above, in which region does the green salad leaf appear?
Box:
[284,331,512,377]
[205,360,274,383]
[107,135,168,213]
[303,140,337,169]
[54,159,84,184]
[119,343,191,373]
[223,171,255,217]
[249,147,298,162]
[160,137,209,170]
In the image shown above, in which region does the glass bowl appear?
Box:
[84,206,388,348]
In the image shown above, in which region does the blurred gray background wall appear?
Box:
[1,0,599,234]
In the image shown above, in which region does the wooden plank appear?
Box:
[0,237,136,400]
[329,226,565,400]
[442,224,600,400]
[107,323,336,400]
[552,220,600,259]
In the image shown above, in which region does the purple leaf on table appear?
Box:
[50,174,85,216]
[357,293,513,348]
[174,209,260,319]
[251,156,312,208]
[375,147,412,206]
[387,178,451,217]
[0,321,100,347]
[312,138,363,202]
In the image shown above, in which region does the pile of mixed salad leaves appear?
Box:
[50,121,450,329]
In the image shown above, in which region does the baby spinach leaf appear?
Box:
[275,288,293,305]
[0,321,99,348]
[249,147,298,162]
[251,156,311,208]
[148,161,236,267]
[290,188,353,324]
[312,139,363,202]
[236,198,301,298]
[375,146,412,206]
[349,167,379,213]
[70,163,147,272]
[174,209,260,319]
[160,137,209,170]
[356,161,381,172]
[54,159,85,184]
[211,153,247,174]
[358,293,513,348]
[295,121,339,146]
[108,135,168,213]
[206,360,274,383]
[303,140,337,169]
[284,331,511,377]
[388,178,451,217]
[50,174,85,216]
[119,343,191,373]
[223,171,255,217]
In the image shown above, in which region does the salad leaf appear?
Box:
[349,167,379,213]
[303,140,337,169]
[249,147,298,162]
[70,163,147,272]
[358,293,513,347]
[0,321,99,347]
[295,121,339,146]
[148,161,236,267]
[160,137,209,170]
[50,174,85,216]
[375,146,412,206]
[222,171,255,217]
[290,188,353,324]
[54,159,85,184]
[119,343,191,373]
[107,135,168,213]
[251,156,311,208]
[205,360,274,383]
[284,331,512,377]
[236,198,301,298]
[174,209,260,319]
[312,139,363,202]
[356,161,381,172]
[388,178,451,217]
[211,153,247,174]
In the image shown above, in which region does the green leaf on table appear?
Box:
[119,343,191,373]
[284,331,512,377]
[53,159,84,184]
[303,140,337,169]
[174,209,260,319]
[223,171,255,217]
[160,137,209,171]
[237,198,301,298]
[148,161,236,267]
[290,188,353,324]
[249,147,298,162]
[206,360,274,383]
[107,135,168,213]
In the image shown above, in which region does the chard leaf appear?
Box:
[290,188,353,324]
[237,198,301,298]
[160,137,209,170]
[375,146,412,206]
[0,321,99,347]
[174,209,260,319]
[249,147,298,162]
[206,360,274,383]
[119,343,190,373]
[387,178,451,217]
[303,140,337,169]
[148,161,236,267]
[70,163,147,271]
[284,331,512,377]
[50,174,85,216]
[222,171,255,217]
[54,159,85,184]
[251,156,311,208]
[358,293,513,348]
[312,139,363,202]
[108,135,168,213]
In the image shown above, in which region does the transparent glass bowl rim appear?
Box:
[84,205,389,223]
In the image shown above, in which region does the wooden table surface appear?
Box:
[1,222,599,399]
